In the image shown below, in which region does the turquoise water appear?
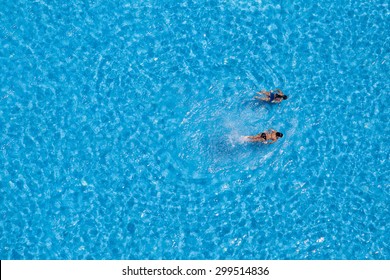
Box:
[0,0,389,259]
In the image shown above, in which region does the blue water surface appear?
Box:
[0,0,389,259]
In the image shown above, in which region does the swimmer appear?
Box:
[242,129,284,144]
[255,89,288,103]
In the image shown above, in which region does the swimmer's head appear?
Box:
[282,95,288,100]
[276,132,283,138]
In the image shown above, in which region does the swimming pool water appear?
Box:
[0,0,389,259]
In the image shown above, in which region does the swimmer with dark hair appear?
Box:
[255,89,288,103]
[242,129,284,144]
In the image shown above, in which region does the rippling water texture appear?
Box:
[0,0,389,259]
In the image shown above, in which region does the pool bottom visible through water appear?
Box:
[0,0,389,260]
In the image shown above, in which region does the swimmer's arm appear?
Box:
[260,140,273,145]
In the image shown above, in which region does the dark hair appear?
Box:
[276,132,283,138]
[276,93,288,100]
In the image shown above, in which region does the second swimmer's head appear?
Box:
[276,132,284,138]
[276,93,288,100]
